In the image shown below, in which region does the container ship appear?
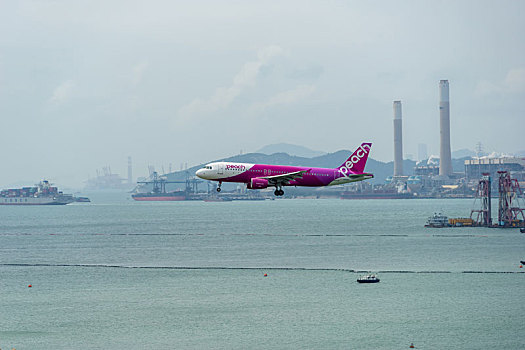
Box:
[0,180,76,205]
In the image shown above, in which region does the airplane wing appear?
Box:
[262,169,310,186]
[329,171,374,185]
[344,172,374,181]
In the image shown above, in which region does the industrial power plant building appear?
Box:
[465,158,525,182]
[384,79,525,197]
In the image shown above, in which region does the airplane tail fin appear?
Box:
[337,143,372,175]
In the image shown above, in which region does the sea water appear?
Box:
[1,194,524,349]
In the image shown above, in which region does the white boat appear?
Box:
[357,274,380,283]
[425,212,449,227]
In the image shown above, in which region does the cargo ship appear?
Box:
[0,180,77,205]
[132,191,188,201]
[341,189,412,199]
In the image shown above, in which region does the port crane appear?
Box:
[469,171,525,227]
[137,171,202,194]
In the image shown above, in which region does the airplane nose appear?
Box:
[195,169,204,178]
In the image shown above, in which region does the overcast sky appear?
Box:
[1,0,524,188]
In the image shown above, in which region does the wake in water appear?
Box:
[1,263,523,274]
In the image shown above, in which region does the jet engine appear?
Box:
[247,178,268,189]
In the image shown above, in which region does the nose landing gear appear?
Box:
[217,181,222,192]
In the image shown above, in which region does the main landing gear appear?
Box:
[274,186,284,196]
[216,181,222,192]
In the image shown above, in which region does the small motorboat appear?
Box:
[520,228,525,233]
[357,274,380,283]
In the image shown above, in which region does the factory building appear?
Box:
[379,79,522,198]
[465,158,525,182]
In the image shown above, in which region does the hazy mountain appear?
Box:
[452,157,470,173]
[452,149,476,158]
[156,150,414,192]
[256,143,326,158]
[452,148,525,158]
[142,150,478,193]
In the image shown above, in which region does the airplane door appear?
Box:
[218,163,224,175]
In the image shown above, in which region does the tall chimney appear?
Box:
[439,80,452,176]
[393,100,403,176]
[127,156,133,184]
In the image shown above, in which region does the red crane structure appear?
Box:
[497,171,525,227]
[470,173,492,226]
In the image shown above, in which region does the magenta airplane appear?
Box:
[196,143,373,196]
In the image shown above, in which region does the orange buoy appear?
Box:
[263,273,268,277]
[409,343,415,348]
[520,265,523,268]
[28,284,32,288]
